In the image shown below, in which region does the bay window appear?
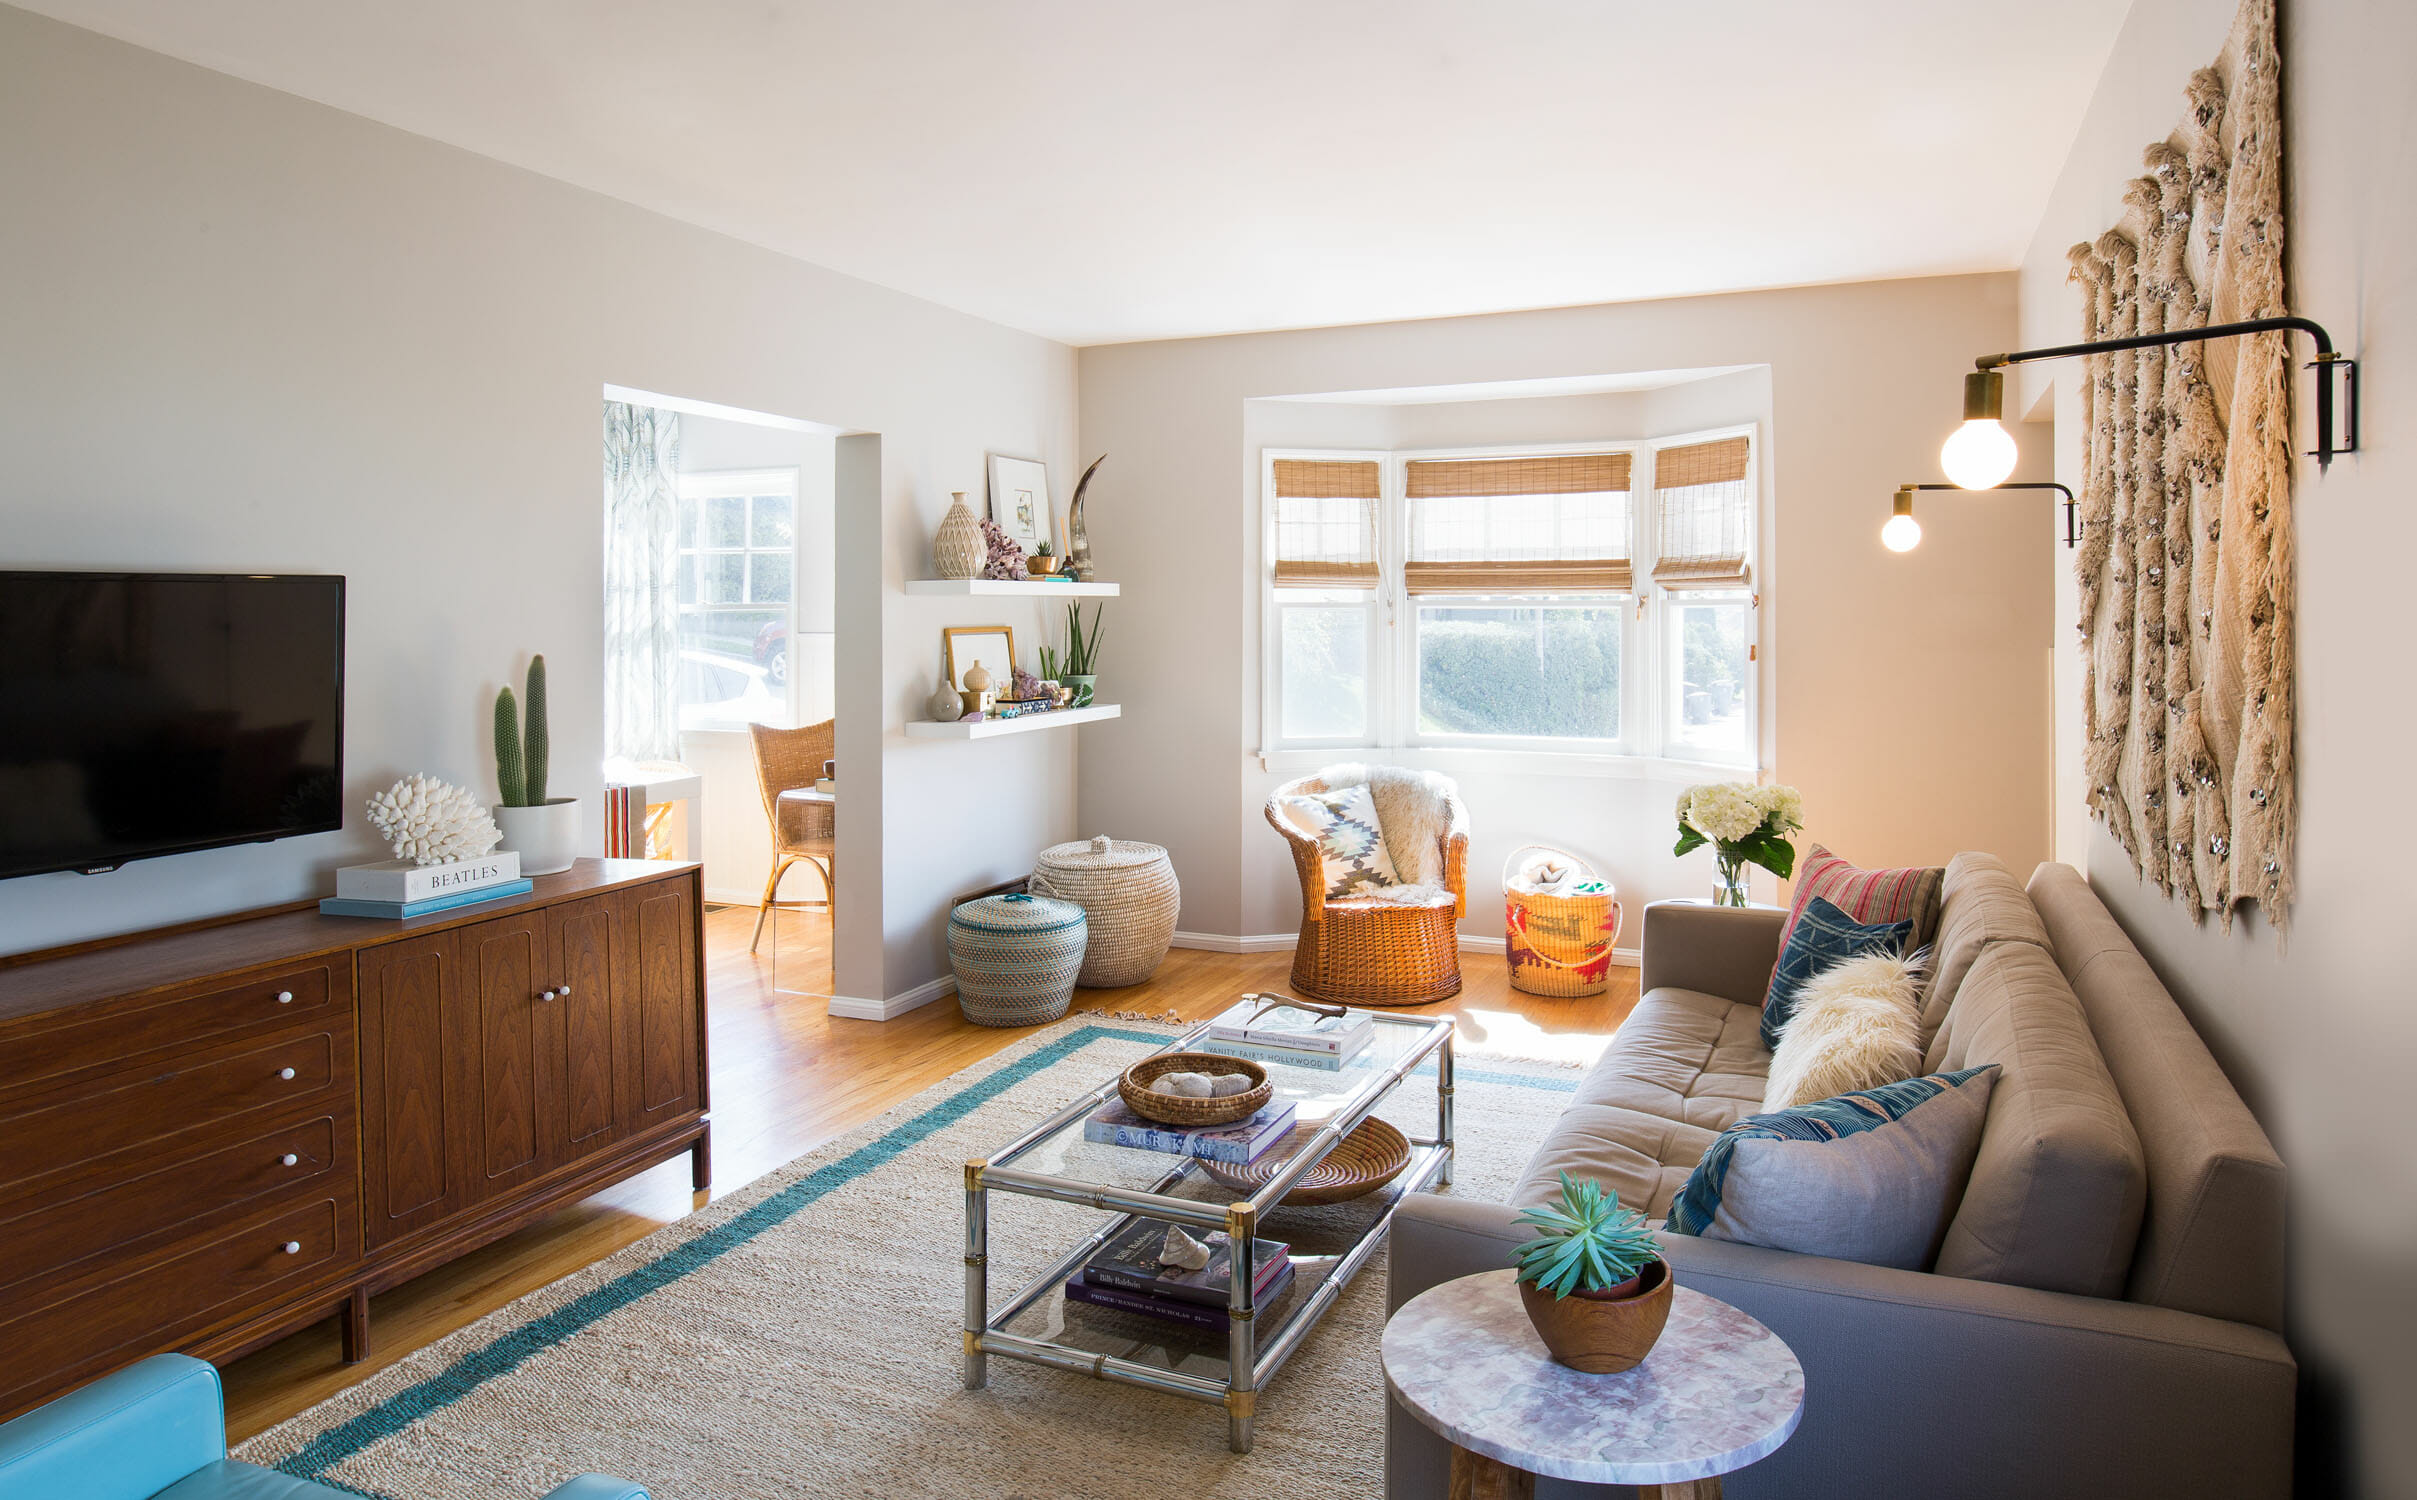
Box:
[1264,429,1759,767]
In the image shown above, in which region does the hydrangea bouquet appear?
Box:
[1673,782,1804,907]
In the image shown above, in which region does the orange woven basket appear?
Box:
[1502,844,1622,998]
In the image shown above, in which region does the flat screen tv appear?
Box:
[0,572,345,878]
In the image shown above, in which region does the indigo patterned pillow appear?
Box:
[1666,1065,1999,1270]
[1760,896,1914,1049]
[1275,783,1403,900]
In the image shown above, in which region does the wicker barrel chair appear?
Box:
[1266,770,1469,1006]
[748,718,836,953]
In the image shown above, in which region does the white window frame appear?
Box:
[675,466,800,733]
[1259,426,1761,773]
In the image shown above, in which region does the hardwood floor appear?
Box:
[218,902,1639,1441]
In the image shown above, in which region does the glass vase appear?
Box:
[1712,853,1752,908]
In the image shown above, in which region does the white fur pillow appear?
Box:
[1762,951,1927,1112]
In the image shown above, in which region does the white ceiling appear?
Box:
[17,0,2132,345]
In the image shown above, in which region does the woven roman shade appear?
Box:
[1272,458,1379,587]
[1403,453,1632,594]
[1652,436,1754,587]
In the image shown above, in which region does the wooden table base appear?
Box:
[1450,1445,1722,1500]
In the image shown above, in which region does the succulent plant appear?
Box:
[1512,1171,1661,1299]
[494,655,550,807]
[1062,601,1104,676]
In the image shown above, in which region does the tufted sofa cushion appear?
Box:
[1510,986,1768,1219]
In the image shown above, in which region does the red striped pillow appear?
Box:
[1768,846,1945,1002]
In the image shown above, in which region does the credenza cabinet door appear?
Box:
[463,910,549,1200]
[545,895,623,1167]
[358,933,468,1247]
[622,878,702,1134]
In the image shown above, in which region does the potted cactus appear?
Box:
[1511,1171,1673,1373]
[1030,539,1064,577]
[491,655,581,875]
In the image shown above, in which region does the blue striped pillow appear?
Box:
[1759,895,1914,1050]
[1665,1066,1999,1269]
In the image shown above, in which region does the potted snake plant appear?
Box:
[1059,600,1103,708]
[492,655,581,875]
[1512,1171,1673,1373]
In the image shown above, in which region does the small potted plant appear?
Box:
[1673,782,1803,907]
[492,655,581,875]
[1060,600,1103,707]
[1512,1171,1673,1373]
[1030,539,1064,576]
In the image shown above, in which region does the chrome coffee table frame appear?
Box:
[962,1010,1455,1452]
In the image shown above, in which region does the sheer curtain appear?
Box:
[603,402,681,763]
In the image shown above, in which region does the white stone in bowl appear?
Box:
[1151,1072,1214,1097]
[1208,1072,1255,1097]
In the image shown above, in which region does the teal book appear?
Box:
[319,878,534,920]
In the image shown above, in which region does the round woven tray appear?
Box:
[1118,1052,1271,1127]
[1200,1116,1411,1206]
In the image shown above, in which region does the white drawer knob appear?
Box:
[559,983,572,996]
[540,989,557,1002]
[278,1067,297,1080]
[277,991,294,1004]
[282,1153,300,1167]
[282,1241,302,1255]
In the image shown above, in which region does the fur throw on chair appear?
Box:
[1316,763,1457,902]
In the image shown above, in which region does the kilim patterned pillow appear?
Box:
[1275,782,1403,900]
[1769,845,1943,989]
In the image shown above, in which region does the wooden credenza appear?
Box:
[0,859,708,1420]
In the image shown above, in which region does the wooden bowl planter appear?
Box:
[1518,1259,1674,1374]
[1118,1053,1271,1127]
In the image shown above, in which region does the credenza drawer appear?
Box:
[0,1191,353,1417]
[0,1114,347,1295]
[2,964,339,1095]
[0,1029,345,1177]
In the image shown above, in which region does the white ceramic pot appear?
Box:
[493,797,581,876]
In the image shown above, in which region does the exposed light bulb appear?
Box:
[1881,513,1924,552]
[1940,419,2018,490]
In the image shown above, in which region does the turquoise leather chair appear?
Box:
[0,1355,647,1500]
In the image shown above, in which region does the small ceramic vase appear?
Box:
[933,492,983,580]
[926,675,964,722]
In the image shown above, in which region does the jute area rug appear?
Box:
[237,1018,1581,1499]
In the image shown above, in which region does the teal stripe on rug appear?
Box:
[275,1024,1574,1491]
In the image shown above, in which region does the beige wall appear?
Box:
[2021,0,2417,1491]
[0,7,1082,1008]
[1077,273,2054,939]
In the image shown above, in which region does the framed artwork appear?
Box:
[986,454,1052,553]
[943,625,1016,693]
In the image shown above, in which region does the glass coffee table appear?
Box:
[962,1005,1455,1452]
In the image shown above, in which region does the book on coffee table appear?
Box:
[1080,1098,1297,1165]
[1065,1260,1297,1335]
[1204,997,1374,1057]
[1082,1218,1290,1307]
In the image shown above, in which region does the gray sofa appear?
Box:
[1386,856,2294,1499]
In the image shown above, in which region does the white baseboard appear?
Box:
[1171,930,1299,954]
[704,886,765,908]
[826,973,955,1022]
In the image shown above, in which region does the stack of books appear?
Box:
[1200,996,1375,1071]
[321,852,531,920]
[1063,1218,1294,1334]
[1081,1097,1297,1164]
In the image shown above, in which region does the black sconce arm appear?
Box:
[1899,482,2082,548]
[1971,316,2357,468]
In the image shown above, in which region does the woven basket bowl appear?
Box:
[1200,1116,1411,1206]
[1119,1052,1271,1127]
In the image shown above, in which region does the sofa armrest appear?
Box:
[0,1354,227,1500]
[1637,901,1784,1008]
[1652,1233,2294,1499]
[543,1474,652,1500]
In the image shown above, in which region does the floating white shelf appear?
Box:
[904,704,1121,740]
[905,579,1119,598]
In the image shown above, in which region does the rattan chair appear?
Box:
[1265,771,1469,1006]
[748,719,836,953]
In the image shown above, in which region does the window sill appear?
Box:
[1255,746,1758,781]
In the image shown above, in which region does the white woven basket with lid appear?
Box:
[1029,835,1180,988]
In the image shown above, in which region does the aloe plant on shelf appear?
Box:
[491,654,581,875]
[1510,1171,1675,1373]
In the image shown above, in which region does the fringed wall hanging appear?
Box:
[2068,0,2294,933]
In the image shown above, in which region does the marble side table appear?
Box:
[1382,1268,1803,1500]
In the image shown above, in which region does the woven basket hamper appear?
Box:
[947,892,1087,1026]
[1503,844,1622,999]
[1028,835,1179,988]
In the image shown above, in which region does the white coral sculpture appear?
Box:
[366,774,502,866]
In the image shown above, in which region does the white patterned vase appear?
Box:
[933,492,983,580]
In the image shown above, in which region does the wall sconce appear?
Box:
[1945,315,2359,484]
[1884,482,2079,554]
